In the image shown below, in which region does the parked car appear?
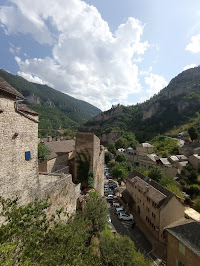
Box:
[108,182,117,189]
[115,206,125,215]
[118,212,134,221]
[104,190,114,196]
[108,179,117,184]
[113,202,121,208]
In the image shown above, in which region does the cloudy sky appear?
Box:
[1,0,200,110]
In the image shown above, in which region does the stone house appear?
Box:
[188,154,200,170]
[116,147,136,165]
[0,77,40,203]
[39,138,75,174]
[157,158,179,177]
[136,143,154,154]
[166,221,200,266]
[0,77,79,218]
[125,170,185,242]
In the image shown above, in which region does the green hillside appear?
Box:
[0,69,101,137]
[84,66,200,142]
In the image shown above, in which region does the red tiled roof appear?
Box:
[0,77,25,99]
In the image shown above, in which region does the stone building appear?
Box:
[39,138,75,174]
[75,132,104,196]
[166,221,200,266]
[0,77,40,203]
[0,77,79,218]
[125,170,185,242]
[136,143,154,154]
[188,154,200,170]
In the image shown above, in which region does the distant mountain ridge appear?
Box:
[0,69,101,136]
[84,66,200,142]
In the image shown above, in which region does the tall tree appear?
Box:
[188,126,198,141]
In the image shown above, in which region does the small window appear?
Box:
[179,242,185,255]
[25,151,31,161]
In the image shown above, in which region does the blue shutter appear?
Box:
[25,151,31,161]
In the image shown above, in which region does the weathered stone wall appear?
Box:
[75,132,104,196]
[0,93,40,204]
[47,154,68,173]
[39,173,80,219]
[167,232,200,266]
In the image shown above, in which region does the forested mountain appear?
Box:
[83,66,200,142]
[0,69,101,137]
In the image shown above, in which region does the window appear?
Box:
[152,212,156,218]
[152,201,157,208]
[176,258,185,266]
[147,197,150,203]
[25,151,31,161]
[179,242,185,255]
[146,207,150,212]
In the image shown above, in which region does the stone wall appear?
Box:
[0,93,40,204]
[39,173,80,220]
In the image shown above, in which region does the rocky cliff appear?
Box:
[84,66,200,141]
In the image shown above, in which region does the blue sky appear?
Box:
[0,0,200,110]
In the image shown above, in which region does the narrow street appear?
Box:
[108,206,158,264]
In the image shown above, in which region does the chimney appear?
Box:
[55,136,60,141]
[47,136,52,142]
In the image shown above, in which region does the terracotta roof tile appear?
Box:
[0,77,24,99]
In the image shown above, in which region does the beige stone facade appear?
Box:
[189,154,200,170]
[136,143,154,154]
[0,90,40,204]
[75,132,104,196]
[166,222,200,266]
[126,171,185,242]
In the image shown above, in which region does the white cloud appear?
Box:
[9,43,21,54]
[183,64,197,71]
[145,73,167,96]
[185,34,200,53]
[1,0,152,110]
[18,71,48,85]
[0,5,52,44]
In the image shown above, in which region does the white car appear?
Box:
[115,207,125,215]
[118,212,134,221]
[113,202,121,208]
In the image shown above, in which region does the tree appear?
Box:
[82,191,108,236]
[105,151,113,164]
[100,229,150,266]
[115,137,128,149]
[188,126,198,141]
[194,196,200,213]
[148,166,165,182]
[110,163,129,182]
[115,154,126,162]
[108,143,116,155]
[38,143,50,162]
